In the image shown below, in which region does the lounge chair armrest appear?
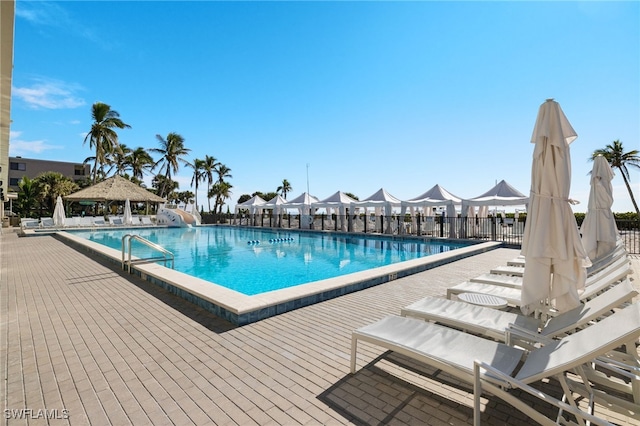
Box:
[473,361,615,426]
[505,323,553,348]
[595,356,640,371]
[592,357,640,381]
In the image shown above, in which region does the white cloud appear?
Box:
[13,79,85,110]
[15,2,66,26]
[9,131,63,156]
[16,2,112,49]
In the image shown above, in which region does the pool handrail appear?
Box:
[121,233,174,273]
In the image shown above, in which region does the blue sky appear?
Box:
[9,1,640,213]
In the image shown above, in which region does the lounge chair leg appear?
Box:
[473,362,482,426]
[350,336,358,374]
[624,339,640,404]
[558,373,588,426]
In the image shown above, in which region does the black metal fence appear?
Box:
[617,219,640,255]
[228,213,640,254]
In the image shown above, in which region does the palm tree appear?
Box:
[111,143,131,176]
[254,191,277,202]
[83,102,131,183]
[214,163,232,185]
[277,179,292,199]
[17,176,39,218]
[210,181,233,217]
[186,158,206,208]
[213,163,232,216]
[173,190,194,205]
[151,175,179,200]
[592,140,640,216]
[128,147,154,181]
[150,132,191,198]
[202,155,219,212]
[33,172,78,216]
[345,192,359,201]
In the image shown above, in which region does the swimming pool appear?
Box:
[56,226,501,325]
[70,227,470,295]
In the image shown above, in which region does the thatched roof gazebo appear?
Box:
[64,175,165,215]
[65,175,165,203]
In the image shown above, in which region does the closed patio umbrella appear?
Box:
[123,198,133,225]
[580,155,619,261]
[53,195,66,227]
[520,99,591,315]
[580,155,618,262]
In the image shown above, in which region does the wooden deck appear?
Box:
[1,230,637,425]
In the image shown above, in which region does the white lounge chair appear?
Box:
[470,272,525,288]
[40,217,55,228]
[64,217,79,227]
[92,217,107,226]
[352,303,640,424]
[402,279,637,343]
[448,255,631,306]
[503,240,625,274]
[108,216,123,226]
[489,264,524,276]
[478,304,640,423]
[78,216,93,227]
[507,256,525,267]
[140,216,153,226]
[470,255,631,290]
[21,218,39,229]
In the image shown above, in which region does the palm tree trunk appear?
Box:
[620,169,640,216]
[92,157,98,184]
[161,167,171,199]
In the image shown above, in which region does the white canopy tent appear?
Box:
[235,194,267,212]
[351,188,403,234]
[402,184,462,237]
[234,195,267,225]
[285,192,320,214]
[460,180,529,239]
[312,191,358,231]
[262,194,289,227]
[461,180,529,212]
[284,192,320,229]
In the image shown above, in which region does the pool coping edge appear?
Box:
[52,230,503,326]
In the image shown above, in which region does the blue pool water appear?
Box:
[71,227,471,295]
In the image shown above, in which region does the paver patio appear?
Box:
[1,230,638,425]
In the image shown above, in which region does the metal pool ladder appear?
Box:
[121,234,174,273]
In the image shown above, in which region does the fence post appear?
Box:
[491,216,497,240]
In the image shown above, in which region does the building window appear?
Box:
[9,178,20,186]
[10,162,26,171]
[74,166,86,176]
